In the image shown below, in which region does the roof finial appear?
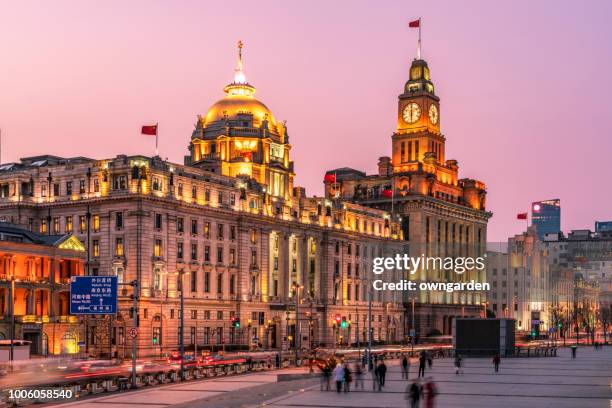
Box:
[234,40,246,84]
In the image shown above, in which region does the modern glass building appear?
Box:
[531,199,560,240]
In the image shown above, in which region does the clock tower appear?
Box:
[392,58,445,171]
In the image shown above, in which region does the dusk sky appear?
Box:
[0,0,610,241]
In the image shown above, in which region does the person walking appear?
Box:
[423,377,437,408]
[378,359,387,388]
[333,363,344,393]
[354,362,364,389]
[401,355,410,379]
[492,353,500,373]
[275,353,281,369]
[343,363,352,393]
[320,364,331,391]
[418,352,426,378]
[426,351,433,369]
[454,355,462,375]
[407,379,421,408]
[371,360,379,391]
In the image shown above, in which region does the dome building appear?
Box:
[188,41,293,201]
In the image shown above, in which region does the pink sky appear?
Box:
[0,0,610,241]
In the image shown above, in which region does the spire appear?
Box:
[234,40,246,84]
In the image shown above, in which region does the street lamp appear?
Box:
[291,282,303,365]
[175,269,189,381]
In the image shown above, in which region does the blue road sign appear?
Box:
[70,276,118,315]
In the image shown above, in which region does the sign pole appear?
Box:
[131,280,139,388]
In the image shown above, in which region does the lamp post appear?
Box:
[291,282,303,365]
[175,269,189,381]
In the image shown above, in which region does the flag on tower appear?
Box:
[517,212,528,220]
[409,19,420,28]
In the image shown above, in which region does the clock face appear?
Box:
[428,104,439,125]
[402,103,421,124]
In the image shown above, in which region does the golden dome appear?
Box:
[203,94,276,126]
[203,40,276,127]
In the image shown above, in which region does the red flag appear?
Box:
[141,125,157,135]
[409,19,420,28]
[517,213,527,220]
[382,189,393,198]
[324,173,336,183]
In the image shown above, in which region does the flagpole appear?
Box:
[418,18,422,59]
[155,122,159,157]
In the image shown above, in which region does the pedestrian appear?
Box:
[407,379,421,408]
[427,351,433,369]
[377,359,387,390]
[320,364,331,391]
[354,362,364,389]
[492,353,500,373]
[424,377,437,408]
[275,353,281,368]
[343,363,352,393]
[418,352,426,378]
[371,360,379,390]
[333,363,344,393]
[454,355,462,375]
[401,355,410,379]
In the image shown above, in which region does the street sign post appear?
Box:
[70,276,118,315]
[128,327,138,339]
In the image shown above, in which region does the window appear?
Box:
[115,212,123,229]
[356,245,360,257]
[191,271,197,292]
[335,241,340,254]
[229,248,236,265]
[108,237,124,258]
[217,273,223,294]
[154,239,162,257]
[217,310,223,320]
[217,247,224,264]
[153,267,163,291]
[191,243,198,260]
[177,242,184,259]
[347,263,352,276]
[191,185,197,199]
[218,191,223,205]
[204,272,210,292]
[205,188,210,202]
[230,225,236,240]
[203,222,210,238]
[217,223,224,240]
[347,284,352,300]
[66,181,73,195]
[191,310,197,319]
[230,275,235,294]
[65,216,73,233]
[251,249,257,266]
[177,183,183,196]
[41,184,47,197]
[93,240,100,257]
[53,217,60,234]
[191,219,198,235]
[204,310,210,320]
[204,246,210,262]
[53,183,60,196]
[177,217,184,232]
[93,179,99,193]
[250,229,257,244]
[152,177,161,191]
[154,213,162,230]
[92,214,100,232]
[348,244,352,255]
[79,180,86,194]
[79,215,87,233]
[113,175,127,190]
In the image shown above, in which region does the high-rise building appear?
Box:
[324,56,491,335]
[531,199,560,239]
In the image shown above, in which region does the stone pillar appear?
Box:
[279,232,289,300]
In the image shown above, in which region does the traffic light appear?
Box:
[341,316,348,329]
[335,315,341,326]
[233,317,241,328]
[557,322,562,329]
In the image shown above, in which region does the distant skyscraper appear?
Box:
[531,199,560,239]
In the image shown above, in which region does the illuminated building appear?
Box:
[0,43,404,356]
[531,199,561,240]
[0,222,85,355]
[324,56,491,335]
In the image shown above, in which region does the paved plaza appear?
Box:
[52,347,611,408]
